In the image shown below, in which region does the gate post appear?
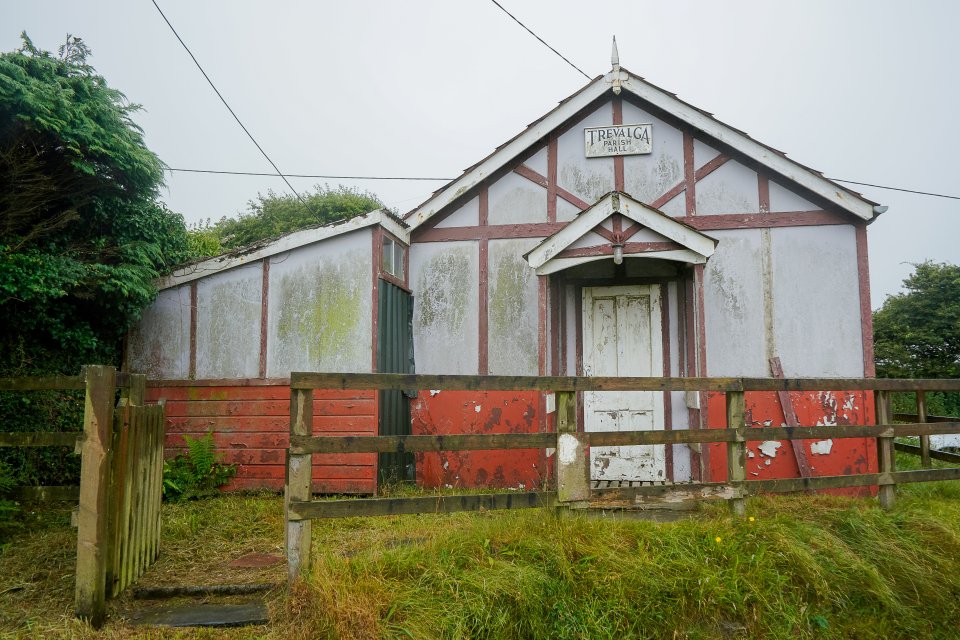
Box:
[876,390,896,509]
[555,391,589,508]
[286,385,313,583]
[75,365,116,627]
[725,389,747,517]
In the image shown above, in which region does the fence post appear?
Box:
[555,391,589,508]
[286,386,313,584]
[917,391,931,469]
[121,373,146,406]
[726,389,746,517]
[875,390,896,509]
[75,365,116,627]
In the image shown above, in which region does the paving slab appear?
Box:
[130,601,269,628]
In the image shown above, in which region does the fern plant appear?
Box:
[162,432,236,502]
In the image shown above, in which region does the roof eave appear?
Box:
[408,67,877,228]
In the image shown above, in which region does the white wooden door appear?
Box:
[582,285,665,481]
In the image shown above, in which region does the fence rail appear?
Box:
[284,372,960,582]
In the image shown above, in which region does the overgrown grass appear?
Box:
[288,488,960,639]
[4,461,960,639]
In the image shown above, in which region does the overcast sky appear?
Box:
[3,1,957,307]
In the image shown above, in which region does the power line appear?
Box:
[489,0,591,80]
[165,168,452,181]
[149,0,315,215]
[164,166,960,202]
[831,179,960,202]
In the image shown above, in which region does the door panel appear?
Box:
[377,281,415,485]
[583,285,665,481]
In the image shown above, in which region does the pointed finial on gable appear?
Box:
[610,36,622,94]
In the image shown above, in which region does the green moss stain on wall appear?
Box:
[488,240,538,375]
[416,248,471,332]
[273,248,369,372]
[198,272,261,377]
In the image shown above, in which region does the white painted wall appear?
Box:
[195,261,262,379]
[770,225,864,377]
[768,180,819,212]
[703,229,769,377]
[410,240,479,374]
[703,225,865,378]
[487,238,540,375]
[556,104,615,203]
[695,159,760,215]
[621,101,684,204]
[488,171,547,225]
[128,285,191,378]
[434,195,479,228]
[266,229,373,376]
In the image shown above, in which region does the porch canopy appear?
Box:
[525,191,718,275]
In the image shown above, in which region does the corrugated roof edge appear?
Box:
[155,209,409,290]
[405,66,880,228]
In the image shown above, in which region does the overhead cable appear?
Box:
[489,0,591,80]
[831,179,960,202]
[149,0,315,214]
[165,168,452,181]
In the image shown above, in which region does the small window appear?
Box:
[381,236,405,280]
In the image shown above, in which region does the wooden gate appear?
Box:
[75,366,165,626]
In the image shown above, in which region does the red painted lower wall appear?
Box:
[411,390,550,489]
[704,390,878,495]
[147,383,376,494]
[148,383,879,496]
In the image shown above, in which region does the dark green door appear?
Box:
[377,281,415,486]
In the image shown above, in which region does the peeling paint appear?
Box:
[558,433,579,465]
[429,390,441,396]
[474,405,482,413]
[758,441,782,458]
[810,439,834,455]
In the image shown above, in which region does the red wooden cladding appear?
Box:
[149,385,376,494]
[704,390,878,496]
[411,390,548,489]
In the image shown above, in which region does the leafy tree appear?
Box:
[0,33,191,372]
[874,261,960,416]
[210,184,383,250]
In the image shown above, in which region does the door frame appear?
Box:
[552,273,688,482]
[581,284,665,481]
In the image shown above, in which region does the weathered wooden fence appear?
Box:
[0,366,165,627]
[284,373,960,581]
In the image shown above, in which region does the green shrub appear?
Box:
[0,460,21,547]
[162,432,236,502]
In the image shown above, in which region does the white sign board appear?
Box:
[584,124,653,158]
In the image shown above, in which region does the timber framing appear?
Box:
[406,66,878,230]
[156,209,409,290]
[290,372,960,393]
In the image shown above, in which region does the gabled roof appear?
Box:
[156,209,408,290]
[526,191,717,276]
[406,66,879,230]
